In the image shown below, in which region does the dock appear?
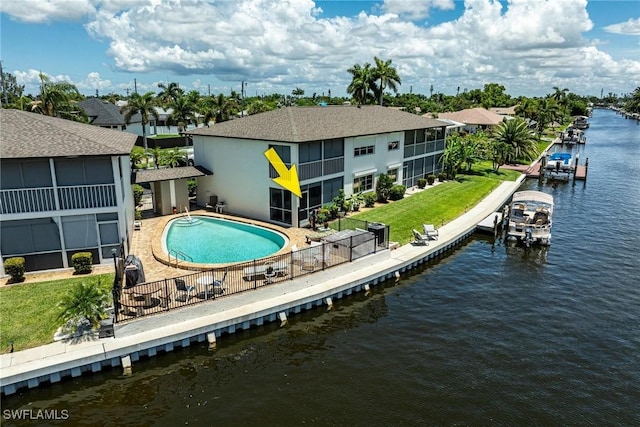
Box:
[477,211,505,235]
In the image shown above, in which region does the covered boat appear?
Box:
[506,190,554,246]
[544,152,573,180]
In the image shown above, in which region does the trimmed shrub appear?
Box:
[389,184,406,201]
[4,257,25,282]
[132,184,144,207]
[427,174,436,185]
[363,192,377,208]
[71,252,93,274]
[375,173,394,202]
[417,178,427,189]
[437,172,447,182]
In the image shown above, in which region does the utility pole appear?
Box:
[0,61,8,105]
[134,78,138,94]
[241,80,247,117]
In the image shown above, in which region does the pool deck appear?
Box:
[0,176,525,395]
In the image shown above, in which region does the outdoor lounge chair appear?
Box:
[174,278,195,302]
[413,229,430,245]
[422,224,439,240]
[243,261,288,281]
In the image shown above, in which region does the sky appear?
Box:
[1,0,639,99]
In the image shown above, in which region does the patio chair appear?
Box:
[263,262,277,284]
[174,278,195,302]
[413,229,430,246]
[208,269,227,295]
[422,224,439,240]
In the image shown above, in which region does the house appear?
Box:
[187,106,448,227]
[426,108,510,133]
[489,106,518,116]
[79,97,150,138]
[0,109,138,274]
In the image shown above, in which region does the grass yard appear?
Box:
[0,274,113,354]
[351,169,520,245]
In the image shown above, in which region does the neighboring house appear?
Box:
[0,109,138,274]
[489,106,518,116]
[188,106,448,227]
[426,108,510,133]
[79,97,151,138]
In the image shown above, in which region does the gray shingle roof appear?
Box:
[134,165,212,183]
[78,97,141,126]
[0,109,138,159]
[187,105,448,142]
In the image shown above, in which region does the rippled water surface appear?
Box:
[3,109,639,426]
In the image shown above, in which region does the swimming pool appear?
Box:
[164,216,287,264]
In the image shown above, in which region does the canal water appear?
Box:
[2,109,639,426]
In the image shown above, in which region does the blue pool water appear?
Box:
[164,216,286,264]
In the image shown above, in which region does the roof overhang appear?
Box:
[133,165,213,184]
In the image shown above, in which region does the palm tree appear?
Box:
[210,93,238,123]
[164,147,186,168]
[347,62,375,105]
[157,82,184,106]
[247,99,270,115]
[120,91,159,149]
[57,278,110,332]
[167,95,196,134]
[146,146,164,169]
[30,73,82,119]
[493,118,539,164]
[439,133,464,179]
[373,56,401,106]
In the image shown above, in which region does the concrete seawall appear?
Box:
[0,176,525,396]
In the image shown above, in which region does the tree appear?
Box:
[493,118,538,164]
[247,99,270,115]
[164,147,187,168]
[146,146,164,169]
[375,173,395,202]
[30,73,83,120]
[167,95,196,134]
[292,87,305,98]
[440,133,464,179]
[120,91,159,149]
[157,82,184,106]
[373,56,401,106]
[1,70,25,106]
[347,62,375,105]
[57,278,110,332]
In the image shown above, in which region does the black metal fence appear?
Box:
[113,222,389,323]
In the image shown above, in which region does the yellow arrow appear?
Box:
[264,148,302,198]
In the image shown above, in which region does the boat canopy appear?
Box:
[511,190,554,206]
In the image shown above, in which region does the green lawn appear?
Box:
[0,274,113,353]
[350,168,520,245]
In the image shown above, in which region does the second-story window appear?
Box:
[354,145,375,157]
[388,141,399,151]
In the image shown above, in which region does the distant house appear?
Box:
[425,108,510,133]
[0,109,137,274]
[188,106,449,227]
[489,106,518,116]
[79,97,150,139]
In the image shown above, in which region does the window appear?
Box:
[269,187,292,225]
[353,174,374,192]
[387,168,399,183]
[388,141,399,151]
[354,145,375,157]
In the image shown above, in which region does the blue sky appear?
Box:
[1,0,639,99]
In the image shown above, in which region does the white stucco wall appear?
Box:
[343,131,405,195]
[193,136,293,223]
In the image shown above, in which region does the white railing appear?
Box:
[0,187,56,214]
[58,184,117,210]
[0,183,117,214]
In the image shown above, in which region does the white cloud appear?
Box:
[604,17,640,35]
[4,0,639,97]
[381,0,455,21]
[0,0,95,23]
